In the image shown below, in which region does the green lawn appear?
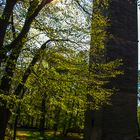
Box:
[11,130,83,140]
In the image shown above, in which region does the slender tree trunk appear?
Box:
[39,93,46,138]
[62,111,68,136]
[13,108,20,140]
[31,117,34,128]
[62,123,67,136]
[35,117,38,128]
[53,108,60,136]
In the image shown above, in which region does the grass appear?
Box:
[13,129,83,140]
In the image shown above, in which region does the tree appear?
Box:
[0,0,123,140]
[13,46,89,138]
[102,0,137,139]
[84,0,122,139]
[0,0,90,138]
[0,1,56,139]
[84,0,138,140]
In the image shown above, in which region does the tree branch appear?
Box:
[14,38,71,97]
[75,0,92,16]
[0,0,17,48]
[0,0,53,63]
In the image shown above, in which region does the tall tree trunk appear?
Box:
[84,107,102,140]
[0,106,11,140]
[0,0,17,50]
[39,93,46,138]
[102,0,138,140]
[53,108,60,136]
[31,117,34,128]
[84,0,138,140]
[13,108,20,140]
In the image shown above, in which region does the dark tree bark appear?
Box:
[13,108,20,140]
[31,117,34,128]
[0,106,11,140]
[84,109,102,140]
[53,108,60,136]
[0,0,17,49]
[101,1,138,140]
[39,93,47,138]
[84,0,138,140]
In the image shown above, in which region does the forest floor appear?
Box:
[14,130,83,140]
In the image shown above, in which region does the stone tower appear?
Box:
[102,0,138,140]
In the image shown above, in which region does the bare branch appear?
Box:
[75,0,92,16]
